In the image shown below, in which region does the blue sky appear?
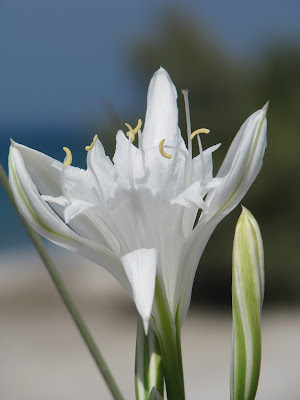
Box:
[0,0,299,249]
[0,0,300,128]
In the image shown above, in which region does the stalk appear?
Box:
[153,279,185,400]
[135,317,164,400]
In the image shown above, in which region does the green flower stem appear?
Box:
[0,163,125,400]
[154,279,185,400]
[135,317,164,400]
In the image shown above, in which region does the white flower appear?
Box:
[9,68,267,333]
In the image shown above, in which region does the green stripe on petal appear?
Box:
[231,207,264,400]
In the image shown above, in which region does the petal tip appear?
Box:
[152,67,173,88]
[143,317,149,335]
[262,101,269,114]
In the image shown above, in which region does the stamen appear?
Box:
[190,128,210,140]
[164,145,188,160]
[85,135,98,151]
[63,147,72,167]
[125,119,142,143]
[159,139,172,159]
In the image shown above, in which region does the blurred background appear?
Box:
[0,0,299,399]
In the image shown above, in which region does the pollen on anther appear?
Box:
[63,147,72,167]
[190,128,210,140]
[159,139,172,159]
[125,119,142,143]
[85,135,98,151]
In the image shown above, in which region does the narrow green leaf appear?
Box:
[231,207,264,400]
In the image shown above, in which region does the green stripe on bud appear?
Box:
[231,207,264,400]
[135,317,164,400]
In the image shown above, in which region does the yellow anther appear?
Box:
[190,128,210,140]
[132,119,142,134]
[63,147,72,167]
[125,123,134,137]
[85,134,98,151]
[159,139,172,159]
[125,119,142,143]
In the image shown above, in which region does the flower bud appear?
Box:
[231,207,264,400]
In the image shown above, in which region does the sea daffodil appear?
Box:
[9,68,267,398]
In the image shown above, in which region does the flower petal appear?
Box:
[121,248,157,333]
[63,199,93,224]
[142,68,181,150]
[93,186,184,316]
[176,219,217,325]
[113,130,144,187]
[10,140,62,197]
[87,137,117,201]
[11,140,100,206]
[171,181,207,209]
[9,144,128,289]
[192,143,221,185]
[10,141,121,251]
[204,105,267,220]
[41,195,69,206]
[63,167,101,205]
[177,105,267,325]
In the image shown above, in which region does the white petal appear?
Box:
[192,143,221,185]
[113,130,143,186]
[177,106,267,325]
[87,137,117,200]
[171,181,207,209]
[11,140,100,206]
[121,248,157,333]
[41,195,69,206]
[64,199,93,223]
[205,177,223,189]
[94,187,184,316]
[63,167,101,205]
[9,144,129,290]
[204,107,267,219]
[176,219,217,325]
[10,141,112,249]
[10,140,62,197]
[143,139,187,198]
[142,68,182,150]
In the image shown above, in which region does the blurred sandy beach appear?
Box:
[0,250,299,400]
